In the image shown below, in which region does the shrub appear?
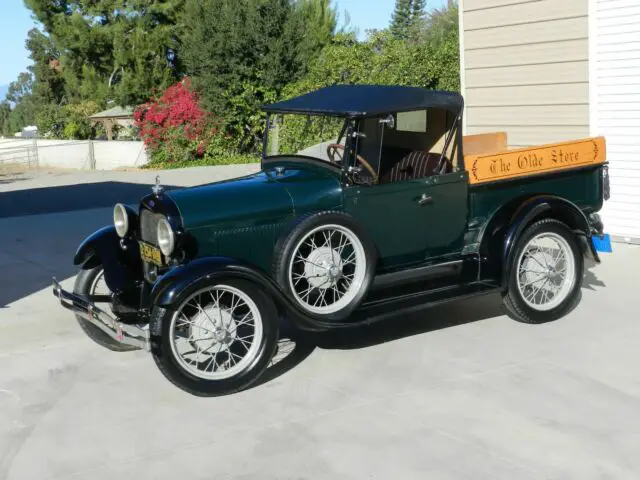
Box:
[36,100,100,139]
[36,104,65,138]
[135,78,226,164]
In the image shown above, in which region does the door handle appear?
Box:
[418,194,434,206]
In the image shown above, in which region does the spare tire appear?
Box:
[273,211,377,321]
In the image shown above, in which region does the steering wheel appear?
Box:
[326,144,379,184]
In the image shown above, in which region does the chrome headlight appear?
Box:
[157,218,175,257]
[113,203,129,238]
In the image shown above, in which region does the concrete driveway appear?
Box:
[1,166,639,480]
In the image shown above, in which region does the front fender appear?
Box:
[501,195,599,287]
[74,226,117,267]
[73,226,144,293]
[149,256,328,332]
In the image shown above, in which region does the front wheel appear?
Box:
[150,279,279,396]
[503,219,584,324]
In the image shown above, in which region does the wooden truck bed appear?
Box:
[462,133,607,186]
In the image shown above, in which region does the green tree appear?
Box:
[424,1,459,44]
[294,0,338,76]
[390,0,412,39]
[6,72,33,105]
[0,102,12,136]
[421,2,460,90]
[409,0,426,37]
[181,0,336,152]
[23,0,184,107]
[283,28,459,96]
[25,28,65,107]
[4,73,37,134]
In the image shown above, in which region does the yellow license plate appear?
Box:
[139,242,163,266]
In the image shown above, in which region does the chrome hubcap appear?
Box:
[189,307,236,352]
[304,246,344,289]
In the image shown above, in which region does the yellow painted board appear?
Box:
[464,137,606,185]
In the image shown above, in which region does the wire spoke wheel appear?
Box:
[288,224,366,315]
[74,266,139,352]
[89,271,114,309]
[168,285,264,380]
[516,232,576,312]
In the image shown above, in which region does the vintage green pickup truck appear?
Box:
[53,85,609,396]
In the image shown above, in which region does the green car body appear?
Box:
[168,160,344,273]
[165,157,604,276]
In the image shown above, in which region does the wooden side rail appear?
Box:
[463,137,607,185]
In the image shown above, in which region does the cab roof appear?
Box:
[262,84,464,118]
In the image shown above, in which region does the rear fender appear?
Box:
[500,196,599,288]
[478,195,599,290]
[148,256,328,333]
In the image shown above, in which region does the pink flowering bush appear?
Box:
[134,78,223,164]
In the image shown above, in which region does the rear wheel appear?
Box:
[503,219,584,324]
[73,266,139,352]
[150,279,279,396]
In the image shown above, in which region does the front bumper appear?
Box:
[52,278,150,351]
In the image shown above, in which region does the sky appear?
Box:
[0,0,446,88]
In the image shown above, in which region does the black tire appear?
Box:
[150,278,279,397]
[73,266,139,352]
[273,211,377,321]
[503,219,584,324]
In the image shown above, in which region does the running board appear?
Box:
[371,260,464,290]
[346,282,501,327]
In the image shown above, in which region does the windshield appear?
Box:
[265,114,350,163]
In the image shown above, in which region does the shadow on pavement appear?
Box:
[257,257,608,387]
[0,181,182,307]
[252,293,504,389]
[0,181,182,218]
[582,257,606,290]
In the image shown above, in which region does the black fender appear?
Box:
[499,195,600,288]
[74,226,116,267]
[148,256,331,332]
[73,225,144,294]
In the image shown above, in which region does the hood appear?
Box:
[166,160,343,230]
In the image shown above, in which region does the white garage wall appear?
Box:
[590,0,640,242]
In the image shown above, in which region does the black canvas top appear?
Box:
[262,85,464,117]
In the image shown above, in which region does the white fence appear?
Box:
[0,138,148,174]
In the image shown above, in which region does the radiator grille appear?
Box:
[139,208,162,246]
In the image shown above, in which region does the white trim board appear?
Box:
[459,0,467,135]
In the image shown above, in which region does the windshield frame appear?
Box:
[260,107,464,181]
[260,113,356,169]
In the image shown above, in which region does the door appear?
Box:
[344,171,469,270]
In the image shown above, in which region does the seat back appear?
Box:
[381,151,450,183]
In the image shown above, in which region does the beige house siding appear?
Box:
[460,0,590,148]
